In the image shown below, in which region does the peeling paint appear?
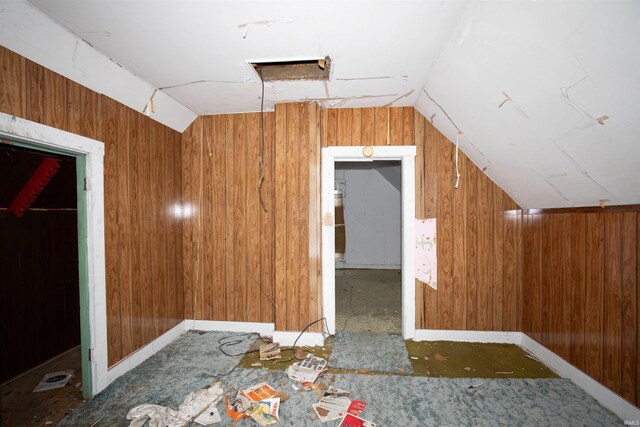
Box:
[238,19,293,39]
[383,89,415,107]
[159,80,244,90]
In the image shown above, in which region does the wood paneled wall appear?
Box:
[182,104,522,333]
[0,211,79,383]
[181,103,321,332]
[0,46,184,367]
[522,208,639,406]
[323,107,522,331]
[274,103,321,331]
[181,113,276,324]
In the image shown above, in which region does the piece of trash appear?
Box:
[355,369,369,374]
[128,384,224,426]
[312,387,352,423]
[463,367,472,371]
[286,353,327,384]
[34,370,74,392]
[194,407,222,425]
[275,392,288,402]
[45,422,53,426]
[495,371,513,374]
[410,357,418,360]
[468,383,483,389]
[252,362,263,367]
[433,353,448,362]
[260,343,282,361]
[339,413,376,427]
[294,350,307,360]
[322,353,330,359]
[247,397,280,426]
[525,354,541,363]
[347,400,366,416]
[398,368,405,373]
[292,384,301,391]
[226,382,278,421]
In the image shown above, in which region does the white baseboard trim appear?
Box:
[413,329,522,344]
[186,320,275,336]
[272,331,326,347]
[520,333,640,422]
[106,320,187,386]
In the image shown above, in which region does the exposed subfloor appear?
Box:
[54,331,620,426]
[335,268,401,334]
[0,346,84,427]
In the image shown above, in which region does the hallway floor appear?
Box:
[335,268,402,334]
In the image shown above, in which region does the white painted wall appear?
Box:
[335,161,401,269]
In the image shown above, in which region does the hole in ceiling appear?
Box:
[251,56,331,81]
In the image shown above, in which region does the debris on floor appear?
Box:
[433,353,448,362]
[246,397,280,426]
[33,370,75,393]
[259,343,282,361]
[339,412,377,426]
[225,382,278,422]
[127,383,224,426]
[286,353,328,384]
[311,387,351,422]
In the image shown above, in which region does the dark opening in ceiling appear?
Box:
[252,56,331,81]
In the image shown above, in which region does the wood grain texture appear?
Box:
[0,47,184,367]
[522,208,640,407]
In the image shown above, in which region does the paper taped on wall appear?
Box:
[415,218,437,289]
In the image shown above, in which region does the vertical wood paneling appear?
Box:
[260,113,276,323]
[298,105,311,330]
[585,213,604,382]
[102,96,121,365]
[603,213,622,393]
[212,116,226,321]
[540,215,551,348]
[414,110,425,328]
[621,212,637,404]
[493,189,504,330]
[0,46,25,116]
[274,106,288,329]
[503,199,518,331]
[25,59,44,123]
[476,172,493,330]
[465,164,478,330]
[373,108,388,146]
[202,118,215,321]
[224,115,236,321]
[361,108,375,145]
[43,69,67,130]
[436,133,454,329]
[247,114,262,321]
[522,207,640,407]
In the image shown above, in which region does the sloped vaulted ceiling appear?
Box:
[3,0,640,209]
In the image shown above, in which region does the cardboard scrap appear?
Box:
[259,343,282,361]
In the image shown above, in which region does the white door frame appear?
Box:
[321,146,416,339]
[0,113,107,397]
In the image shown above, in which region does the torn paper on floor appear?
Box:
[312,387,352,423]
[33,370,74,392]
[127,384,224,427]
[286,353,327,383]
[247,397,280,426]
[339,413,377,427]
[226,382,279,422]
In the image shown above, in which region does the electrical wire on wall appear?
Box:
[258,68,267,212]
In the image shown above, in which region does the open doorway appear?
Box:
[0,144,83,425]
[334,161,402,334]
[321,145,416,339]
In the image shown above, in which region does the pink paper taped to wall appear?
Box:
[415,218,437,289]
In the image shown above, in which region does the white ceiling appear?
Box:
[5,0,640,208]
